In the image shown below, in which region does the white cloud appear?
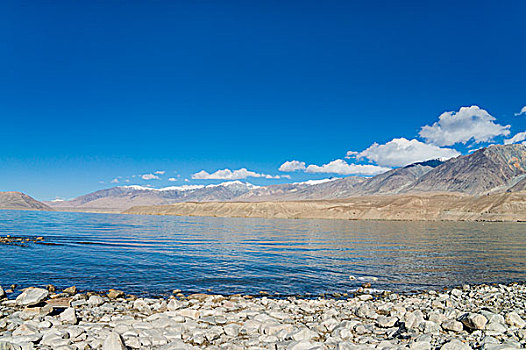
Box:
[111,178,119,184]
[419,105,510,146]
[192,168,283,180]
[356,138,461,167]
[168,177,177,182]
[279,160,306,172]
[154,170,165,175]
[345,151,359,159]
[305,159,390,176]
[504,131,526,145]
[141,173,160,180]
[515,106,526,116]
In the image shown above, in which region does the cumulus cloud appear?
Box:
[504,131,526,145]
[419,105,510,146]
[168,177,177,182]
[111,178,119,184]
[279,160,306,172]
[192,168,283,180]
[515,106,526,116]
[305,159,390,176]
[154,170,165,175]
[355,138,461,167]
[141,173,160,180]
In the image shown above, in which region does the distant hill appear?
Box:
[0,192,52,210]
[47,181,260,212]
[47,144,526,213]
[124,192,526,222]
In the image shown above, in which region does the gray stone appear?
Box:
[485,322,507,334]
[15,288,49,307]
[442,319,464,333]
[410,341,432,350]
[377,316,398,328]
[440,339,472,350]
[419,321,440,335]
[0,285,5,299]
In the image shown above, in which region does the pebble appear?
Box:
[0,283,524,349]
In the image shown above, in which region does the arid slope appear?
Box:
[0,192,52,211]
[123,191,526,222]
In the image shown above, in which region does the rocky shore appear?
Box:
[1,283,525,350]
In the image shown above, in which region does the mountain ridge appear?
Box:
[46,144,526,213]
[0,192,52,211]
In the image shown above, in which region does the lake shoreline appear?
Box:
[1,282,525,349]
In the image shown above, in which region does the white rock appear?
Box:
[411,341,432,350]
[87,295,105,307]
[485,322,507,334]
[60,308,77,325]
[460,313,487,330]
[0,342,22,350]
[0,285,5,299]
[505,312,526,328]
[441,339,472,350]
[377,316,398,328]
[15,288,49,306]
[102,332,126,350]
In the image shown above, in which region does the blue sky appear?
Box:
[1,1,525,200]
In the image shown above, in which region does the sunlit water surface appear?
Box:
[1,210,524,296]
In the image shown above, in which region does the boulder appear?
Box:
[460,313,487,330]
[15,287,49,306]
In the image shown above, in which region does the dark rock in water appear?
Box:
[107,289,124,299]
[64,286,77,295]
[46,284,56,292]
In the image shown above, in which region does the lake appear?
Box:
[1,210,524,296]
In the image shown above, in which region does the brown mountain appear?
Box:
[0,192,52,210]
[405,144,526,195]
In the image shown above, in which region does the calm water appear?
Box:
[1,210,525,296]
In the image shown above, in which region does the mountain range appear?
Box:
[0,192,52,211]
[3,144,526,218]
[44,144,526,212]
